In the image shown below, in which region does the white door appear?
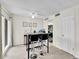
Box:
[61,16,75,55]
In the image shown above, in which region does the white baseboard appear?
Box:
[53,44,79,59]
[3,44,12,56]
[74,54,79,59]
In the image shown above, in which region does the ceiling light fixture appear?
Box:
[32,15,35,19]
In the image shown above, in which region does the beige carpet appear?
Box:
[4,45,77,59]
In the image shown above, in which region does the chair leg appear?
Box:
[30,42,37,59]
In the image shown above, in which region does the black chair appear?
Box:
[28,35,39,59]
[42,34,48,40]
[49,33,53,38]
[26,34,49,59]
[49,33,53,43]
[38,34,49,55]
[26,34,39,50]
[30,35,39,41]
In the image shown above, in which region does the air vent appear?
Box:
[55,13,60,17]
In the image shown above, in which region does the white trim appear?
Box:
[74,54,79,59]
[2,16,12,56]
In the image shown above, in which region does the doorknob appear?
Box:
[62,34,64,37]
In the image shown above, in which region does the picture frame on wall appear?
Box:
[23,21,37,27]
[23,22,28,27]
[29,22,32,27]
[33,23,37,27]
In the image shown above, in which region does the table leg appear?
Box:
[47,36,49,53]
[27,35,30,59]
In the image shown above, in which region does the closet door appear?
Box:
[61,16,75,55]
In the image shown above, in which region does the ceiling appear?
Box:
[2,0,79,18]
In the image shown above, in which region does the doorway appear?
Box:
[48,25,53,43]
[5,19,8,47]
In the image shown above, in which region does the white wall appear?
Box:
[13,15,44,45]
[43,20,48,33]
[53,7,75,54]
[50,5,79,58]
[75,5,79,58]
[0,5,2,58]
